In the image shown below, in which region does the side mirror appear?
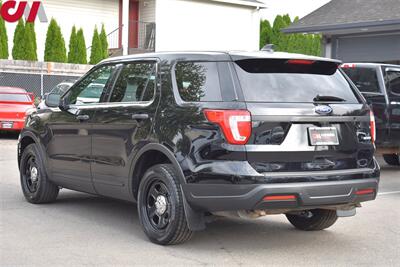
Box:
[44,92,62,108]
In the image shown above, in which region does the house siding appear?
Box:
[155,0,260,52]
[139,0,156,22]
[5,0,119,61]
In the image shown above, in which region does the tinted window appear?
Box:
[385,70,400,95]
[342,67,380,93]
[68,65,116,105]
[110,62,156,102]
[175,62,222,102]
[0,93,30,102]
[235,59,359,103]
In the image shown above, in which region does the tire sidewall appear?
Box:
[137,166,181,244]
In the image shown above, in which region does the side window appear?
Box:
[385,70,400,95]
[67,65,116,105]
[175,62,222,102]
[342,67,381,93]
[110,62,156,103]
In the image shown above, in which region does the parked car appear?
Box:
[18,52,380,245]
[37,81,75,110]
[341,63,400,165]
[0,87,35,131]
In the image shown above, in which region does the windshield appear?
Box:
[235,59,360,103]
[0,93,31,103]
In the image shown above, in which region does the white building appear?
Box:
[4,0,266,61]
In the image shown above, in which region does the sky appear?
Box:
[260,0,331,22]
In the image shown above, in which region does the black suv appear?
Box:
[341,63,400,165]
[18,52,379,245]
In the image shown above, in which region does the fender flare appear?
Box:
[128,143,205,231]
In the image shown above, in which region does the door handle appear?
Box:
[131,114,149,121]
[76,114,90,121]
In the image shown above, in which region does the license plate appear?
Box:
[1,122,13,129]
[308,127,339,146]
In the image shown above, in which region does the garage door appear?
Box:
[334,32,400,62]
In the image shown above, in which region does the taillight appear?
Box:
[287,59,314,65]
[370,110,376,143]
[204,109,251,145]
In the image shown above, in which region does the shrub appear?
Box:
[0,1,9,59]
[99,24,108,59]
[68,26,78,63]
[25,22,37,60]
[12,19,25,60]
[44,18,67,63]
[89,26,102,64]
[76,28,87,64]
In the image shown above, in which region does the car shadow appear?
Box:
[52,190,341,251]
[0,131,19,140]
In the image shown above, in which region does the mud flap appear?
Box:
[181,186,206,231]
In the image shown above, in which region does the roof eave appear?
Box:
[282,19,400,34]
[210,0,267,8]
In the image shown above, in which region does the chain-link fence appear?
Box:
[0,72,81,97]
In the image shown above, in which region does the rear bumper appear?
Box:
[183,178,379,212]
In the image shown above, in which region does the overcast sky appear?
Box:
[260,0,331,22]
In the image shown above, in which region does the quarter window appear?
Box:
[175,62,222,102]
[110,62,156,103]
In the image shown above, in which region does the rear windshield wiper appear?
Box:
[313,95,346,102]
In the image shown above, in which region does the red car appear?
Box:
[0,87,36,131]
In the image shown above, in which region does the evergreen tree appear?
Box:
[262,14,322,56]
[68,26,78,63]
[89,26,102,64]
[99,24,108,59]
[259,19,272,49]
[0,0,9,59]
[12,19,25,60]
[271,15,285,51]
[44,18,67,63]
[25,22,37,60]
[76,28,87,64]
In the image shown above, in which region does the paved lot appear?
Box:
[1,132,399,266]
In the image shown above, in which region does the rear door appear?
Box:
[383,67,400,146]
[91,60,159,200]
[341,64,388,143]
[234,58,374,180]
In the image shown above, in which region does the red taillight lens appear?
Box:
[204,109,251,145]
[370,110,376,143]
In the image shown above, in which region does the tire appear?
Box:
[286,209,338,231]
[137,164,193,245]
[383,154,400,166]
[20,143,59,204]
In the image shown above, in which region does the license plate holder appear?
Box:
[308,127,339,146]
[1,122,14,129]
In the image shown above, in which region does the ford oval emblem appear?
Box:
[315,105,333,115]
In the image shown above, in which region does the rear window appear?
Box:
[175,62,222,102]
[0,93,30,102]
[235,59,360,103]
[341,66,381,93]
